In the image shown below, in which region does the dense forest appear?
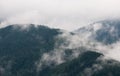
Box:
[0,23,120,76]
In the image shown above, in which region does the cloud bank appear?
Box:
[36,23,120,71]
[1,0,120,30]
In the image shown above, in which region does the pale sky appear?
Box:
[0,0,120,31]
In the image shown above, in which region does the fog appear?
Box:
[36,22,120,71]
[0,0,120,30]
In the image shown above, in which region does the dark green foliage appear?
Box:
[93,64,120,76]
[39,51,102,76]
[39,51,120,76]
[0,25,59,76]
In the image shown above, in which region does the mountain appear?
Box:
[0,23,120,76]
[76,19,120,44]
[0,24,60,76]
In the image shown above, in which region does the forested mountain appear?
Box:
[0,24,60,76]
[0,21,120,76]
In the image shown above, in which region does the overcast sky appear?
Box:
[0,0,120,31]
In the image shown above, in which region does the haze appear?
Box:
[0,0,120,31]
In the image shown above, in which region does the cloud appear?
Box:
[36,23,120,71]
[95,41,120,62]
[1,0,120,30]
[35,30,89,71]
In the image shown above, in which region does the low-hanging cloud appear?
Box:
[1,0,120,31]
[36,22,120,71]
[35,29,101,71]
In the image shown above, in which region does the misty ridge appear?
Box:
[1,0,120,76]
[0,19,120,76]
[36,19,120,70]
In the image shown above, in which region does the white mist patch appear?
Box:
[93,23,103,31]
[102,41,120,61]
[0,11,45,28]
[88,39,120,62]
[36,30,93,71]
[36,30,99,71]
[81,22,120,62]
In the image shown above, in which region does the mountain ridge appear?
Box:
[0,21,120,76]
